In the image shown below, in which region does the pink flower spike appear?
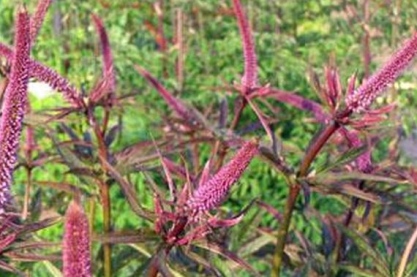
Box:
[232,0,258,93]
[0,43,82,108]
[346,32,417,112]
[90,14,116,103]
[0,8,31,214]
[63,201,92,277]
[187,140,258,216]
[30,0,52,42]
[30,61,82,107]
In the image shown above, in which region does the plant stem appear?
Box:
[101,180,112,277]
[272,182,300,277]
[22,168,32,220]
[88,109,113,277]
[147,217,188,277]
[299,121,339,176]
[272,121,340,276]
[147,258,159,277]
[230,96,247,130]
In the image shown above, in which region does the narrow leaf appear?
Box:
[339,225,390,276]
[315,145,367,174]
[261,88,327,122]
[99,155,153,220]
[135,65,198,125]
[194,241,261,277]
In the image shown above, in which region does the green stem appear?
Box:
[22,168,32,220]
[272,121,340,276]
[101,180,112,277]
[88,109,112,277]
[272,182,300,277]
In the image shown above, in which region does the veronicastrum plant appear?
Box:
[0,0,417,276]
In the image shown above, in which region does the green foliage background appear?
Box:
[1,0,417,276]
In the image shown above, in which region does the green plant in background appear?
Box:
[1,0,417,276]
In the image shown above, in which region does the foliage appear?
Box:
[0,0,417,276]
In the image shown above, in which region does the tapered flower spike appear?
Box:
[186,140,258,217]
[0,43,82,108]
[232,0,258,93]
[346,32,417,112]
[30,0,52,42]
[90,14,116,103]
[63,201,92,277]
[0,8,31,214]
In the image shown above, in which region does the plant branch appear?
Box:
[299,121,340,176]
[272,181,300,277]
[88,109,112,277]
[272,121,340,276]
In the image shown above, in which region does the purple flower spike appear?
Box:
[346,32,417,112]
[90,14,116,103]
[0,43,82,108]
[187,140,258,216]
[30,61,82,107]
[63,201,92,277]
[30,0,52,42]
[0,8,31,214]
[232,0,258,93]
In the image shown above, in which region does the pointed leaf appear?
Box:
[261,88,328,122]
[315,145,367,174]
[93,230,158,244]
[135,65,199,125]
[99,155,153,220]
[42,261,63,277]
[339,225,390,275]
[238,233,275,257]
[338,265,385,277]
[194,241,261,277]
[104,124,120,147]
[312,171,407,185]
[247,98,279,154]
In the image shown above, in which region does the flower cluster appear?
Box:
[232,0,258,93]
[186,140,258,217]
[346,32,417,112]
[62,201,92,277]
[0,9,31,214]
